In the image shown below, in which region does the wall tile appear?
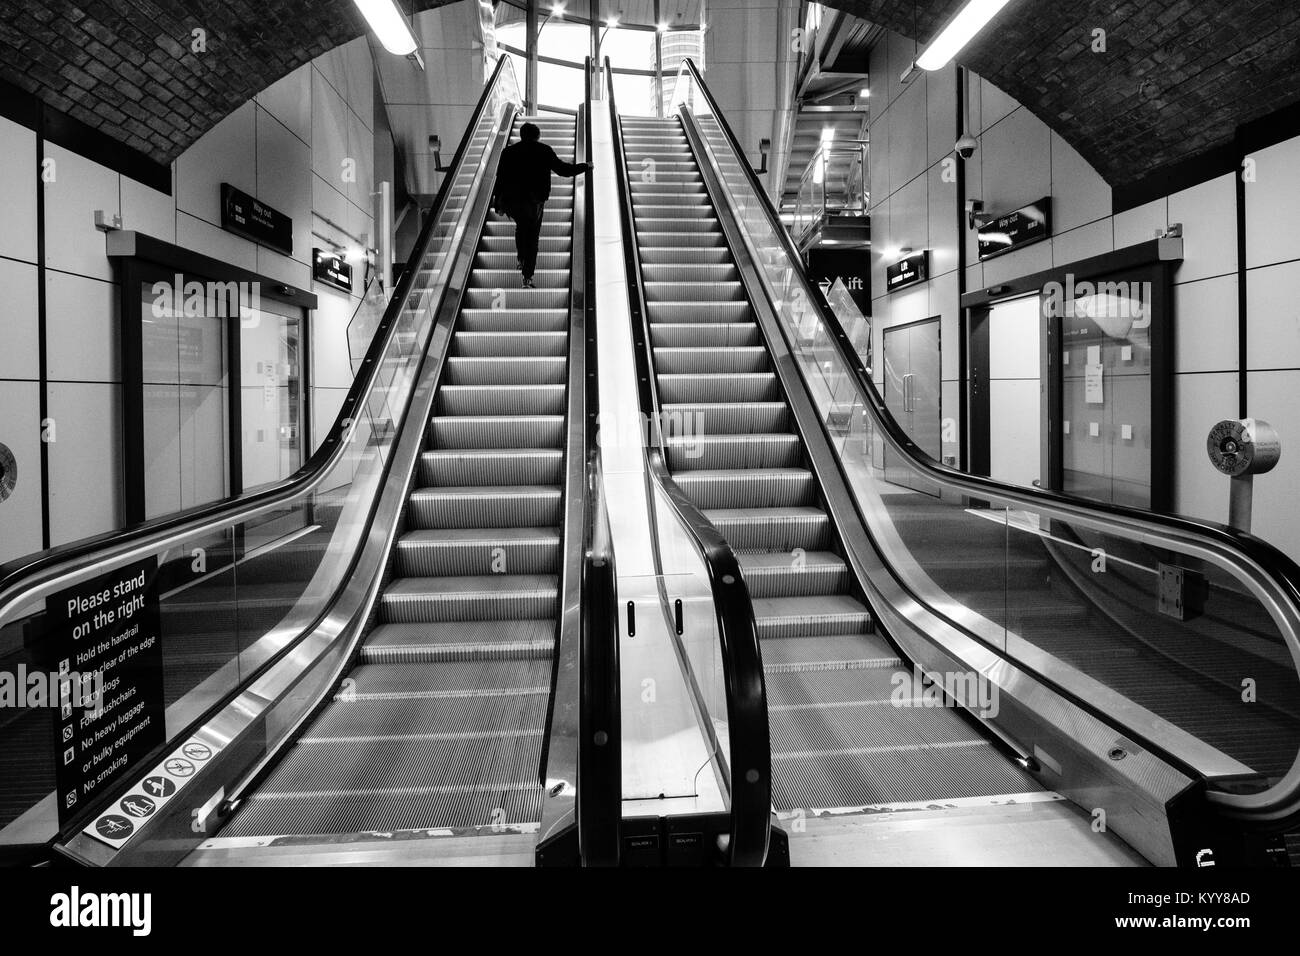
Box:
[978,78,1019,132]
[1053,218,1114,267]
[887,78,929,191]
[257,106,313,264]
[121,168,177,243]
[256,64,312,145]
[1245,259,1300,371]
[1246,370,1300,558]
[312,68,352,196]
[0,118,39,265]
[177,212,257,271]
[1173,372,1238,524]
[1168,173,1237,282]
[979,107,1050,214]
[45,271,120,383]
[1113,196,1167,250]
[982,239,1052,287]
[927,162,960,279]
[176,101,256,227]
[926,65,958,170]
[1050,131,1111,233]
[46,382,122,546]
[0,258,40,381]
[43,144,118,282]
[0,381,43,563]
[1245,137,1300,269]
[1174,274,1239,374]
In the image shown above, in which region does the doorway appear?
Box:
[985,294,1043,490]
[883,317,941,493]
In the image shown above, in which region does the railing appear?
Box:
[790,140,868,248]
[577,63,621,866]
[344,276,390,376]
[674,58,1300,823]
[606,58,773,867]
[0,58,523,850]
[536,61,622,867]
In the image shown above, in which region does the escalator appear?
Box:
[613,59,1300,867]
[618,116,1039,812]
[216,114,580,840]
[0,60,619,867]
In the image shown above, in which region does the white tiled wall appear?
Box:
[0,37,381,564]
[866,28,1300,560]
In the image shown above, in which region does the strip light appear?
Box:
[352,0,418,56]
[916,0,1014,71]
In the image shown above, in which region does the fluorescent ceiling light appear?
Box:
[917,0,1013,71]
[821,127,836,143]
[605,16,620,29]
[353,0,418,56]
[551,3,566,16]
[859,87,870,98]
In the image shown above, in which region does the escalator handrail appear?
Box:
[0,57,520,627]
[676,58,1300,816]
[577,61,621,866]
[605,59,772,866]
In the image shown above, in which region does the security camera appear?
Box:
[955,134,978,160]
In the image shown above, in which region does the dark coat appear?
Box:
[493,139,588,208]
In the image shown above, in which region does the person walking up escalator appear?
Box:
[492,121,591,288]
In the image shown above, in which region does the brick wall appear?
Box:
[0,0,455,162]
[830,0,1300,185]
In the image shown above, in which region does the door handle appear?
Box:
[903,374,914,412]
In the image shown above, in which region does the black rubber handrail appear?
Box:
[577,59,622,867]
[0,57,516,609]
[606,59,772,867]
[677,59,1300,818]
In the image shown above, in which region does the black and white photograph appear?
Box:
[0,0,1296,933]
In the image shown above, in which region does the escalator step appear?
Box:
[395,528,561,577]
[738,550,850,598]
[362,621,555,664]
[706,506,831,551]
[420,449,563,487]
[438,384,566,416]
[667,433,803,470]
[380,575,559,624]
[443,355,567,386]
[653,346,769,374]
[752,594,873,639]
[674,469,816,510]
[407,486,562,529]
[657,372,779,403]
[661,401,788,434]
[650,323,762,348]
[452,331,568,358]
[429,414,564,450]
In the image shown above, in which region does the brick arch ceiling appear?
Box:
[826,0,1300,185]
[1,1,1298,185]
[0,0,458,162]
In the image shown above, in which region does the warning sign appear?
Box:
[83,733,222,851]
[47,558,165,827]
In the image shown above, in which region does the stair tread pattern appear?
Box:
[621,114,1041,812]
[223,115,577,839]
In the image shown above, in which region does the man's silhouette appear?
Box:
[492,122,591,288]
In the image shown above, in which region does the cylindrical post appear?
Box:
[1229,474,1254,532]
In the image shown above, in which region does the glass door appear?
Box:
[138,266,231,520]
